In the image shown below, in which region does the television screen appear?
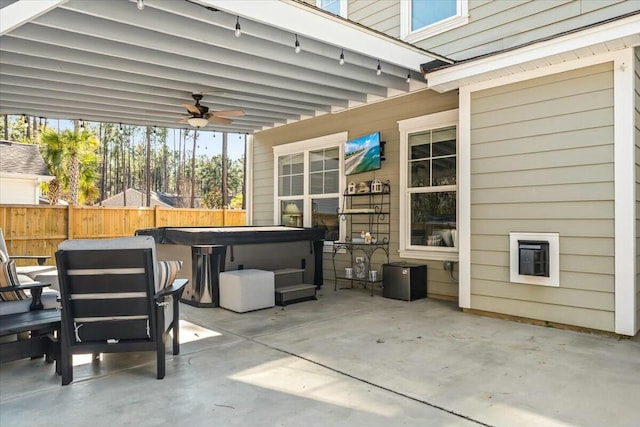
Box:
[344,131,381,176]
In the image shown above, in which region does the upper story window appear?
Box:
[401,0,469,42]
[317,0,347,18]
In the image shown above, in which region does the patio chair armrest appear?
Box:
[0,282,51,310]
[0,282,51,293]
[9,255,50,266]
[154,278,188,301]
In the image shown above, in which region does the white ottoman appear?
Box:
[219,269,275,313]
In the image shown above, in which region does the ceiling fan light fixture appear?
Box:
[376,60,381,76]
[339,49,345,65]
[188,117,209,128]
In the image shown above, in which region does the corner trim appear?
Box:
[613,49,637,335]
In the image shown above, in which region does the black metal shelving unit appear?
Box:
[332,180,390,295]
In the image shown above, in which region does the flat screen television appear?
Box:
[344,131,382,176]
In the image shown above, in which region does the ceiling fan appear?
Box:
[178,93,244,128]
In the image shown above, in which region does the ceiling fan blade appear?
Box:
[208,116,233,125]
[212,109,245,117]
[182,103,201,115]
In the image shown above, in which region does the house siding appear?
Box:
[635,47,640,329]
[348,1,400,38]
[251,90,459,297]
[469,62,616,331]
[328,0,635,62]
[0,177,39,205]
[421,0,637,60]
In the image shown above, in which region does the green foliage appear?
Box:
[40,126,100,205]
[4,115,245,208]
[230,193,243,209]
[202,187,223,209]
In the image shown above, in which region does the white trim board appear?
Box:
[613,48,637,336]
[0,0,69,35]
[204,0,440,70]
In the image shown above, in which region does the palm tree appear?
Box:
[40,123,99,205]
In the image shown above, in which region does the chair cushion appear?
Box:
[0,260,28,301]
[157,260,182,290]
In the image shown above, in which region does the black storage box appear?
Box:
[382,262,427,301]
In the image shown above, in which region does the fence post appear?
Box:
[223,207,227,225]
[154,205,160,227]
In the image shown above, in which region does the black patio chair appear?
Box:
[55,236,187,386]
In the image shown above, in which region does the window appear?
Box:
[401,0,468,42]
[316,0,347,18]
[274,132,346,244]
[398,110,458,261]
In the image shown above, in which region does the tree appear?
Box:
[40,125,99,205]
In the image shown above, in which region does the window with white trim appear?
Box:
[316,0,347,18]
[401,0,468,42]
[398,110,458,261]
[274,133,346,244]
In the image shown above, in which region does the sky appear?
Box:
[52,119,246,160]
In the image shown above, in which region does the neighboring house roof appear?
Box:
[101,188,188,208]
[0,140,53,179]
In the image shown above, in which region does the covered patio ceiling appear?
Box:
[0,0,443,134]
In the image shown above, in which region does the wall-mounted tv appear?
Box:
[344,131,382,176]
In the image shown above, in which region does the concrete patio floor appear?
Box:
[1,287,638,427]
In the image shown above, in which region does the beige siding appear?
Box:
[635,47,640,330]
[423,0,636,59]
[335,1,634,62]
[348,1,400,37]
[469,63,616,332]
[252,89,458,297]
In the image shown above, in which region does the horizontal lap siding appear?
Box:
[348,1,400,37]
[469,63,616,331]
[411,0,634,61]
[252,90,458,297]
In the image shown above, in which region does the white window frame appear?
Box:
[401,0,469,43]
[273,132,347,249]
[316,0,347,18]
[398,109,459,261]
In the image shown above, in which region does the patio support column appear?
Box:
[613,48,637,335]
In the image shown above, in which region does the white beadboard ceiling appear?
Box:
[0,0,439,134]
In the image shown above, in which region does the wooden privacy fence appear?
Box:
[0,205,246,266]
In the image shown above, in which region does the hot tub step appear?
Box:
[275,283,317,306]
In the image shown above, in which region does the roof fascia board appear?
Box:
[0,172,54,181]
[426,13,640,92]
[0,0,69,35]
[201,0,436,71]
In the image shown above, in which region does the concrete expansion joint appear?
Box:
[216,323,495,427]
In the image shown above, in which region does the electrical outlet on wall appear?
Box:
[355,256,364,263]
